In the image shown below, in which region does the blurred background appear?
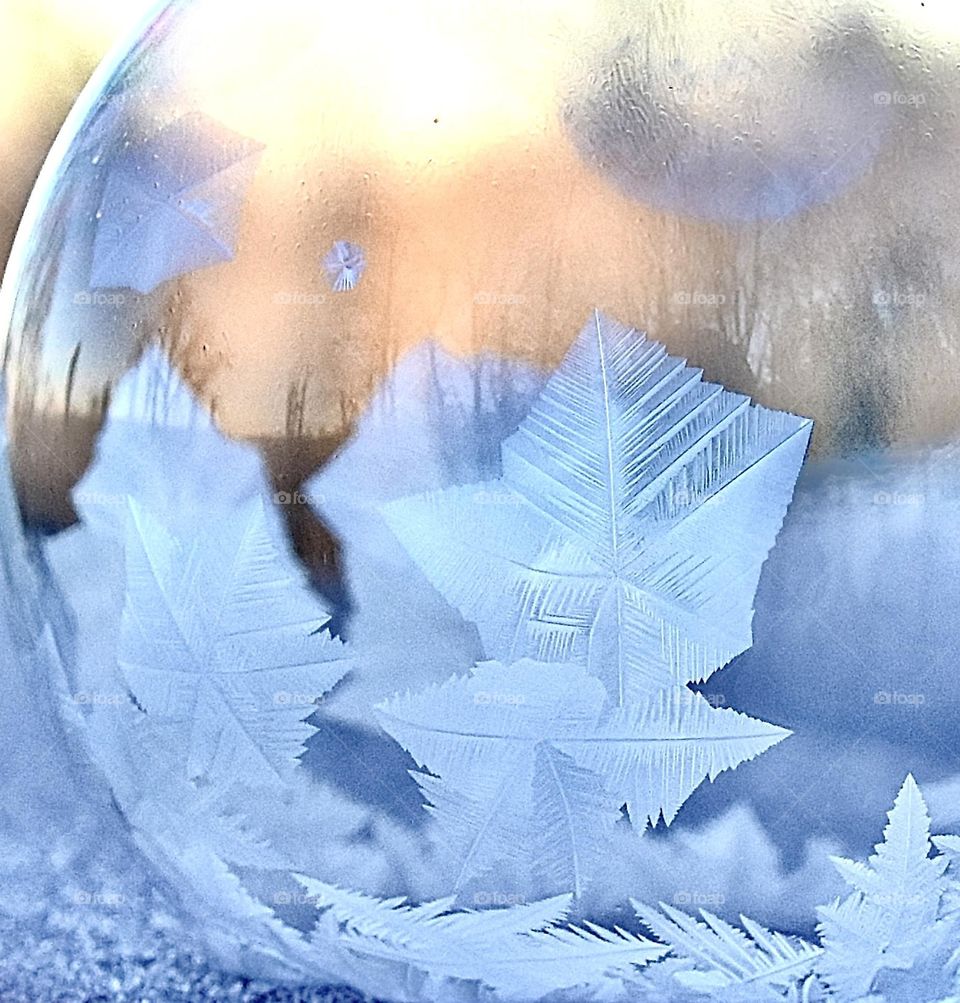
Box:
[0,0,154,274]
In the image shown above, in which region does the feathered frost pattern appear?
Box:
[816,774,951,1000]
[41,319,960,1002]
[119,498,351,786]
[294,877,667,1000]
[629,776,960,1002]
[377,312,804,895]
[376,660,788,894]
[632,900,822,995]
[276,778,960,1002]
[383,310,811,703]
[36,334,674,1000]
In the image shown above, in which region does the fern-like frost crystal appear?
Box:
[383,310,811,705]
[119,498,352,786]
[373,312,807,900]
[816,774,949,999]
[377,660,789,891]
[35,313,833,1001]
[633,900,822,993]
[295,877,667,999]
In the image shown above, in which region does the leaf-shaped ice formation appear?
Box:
[119,497,352,786]
[816,774,949,999]
[383,311,810,707]
[383,311,811,706]
[632,900,822,993]
[411,740,622,899]
[295,876,667,999]
[376,661,788,891]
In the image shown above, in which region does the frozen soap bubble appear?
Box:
[1,1,959,1000]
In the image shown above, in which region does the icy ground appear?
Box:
[0,811,381,1002]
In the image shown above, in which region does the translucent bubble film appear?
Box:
[2,1,960,1000]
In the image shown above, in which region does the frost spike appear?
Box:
[377,661,789,837]
[296,877,664,998]
[816,774,949,998]
[632,899,821,990]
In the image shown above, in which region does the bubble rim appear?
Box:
[0,0,174,358]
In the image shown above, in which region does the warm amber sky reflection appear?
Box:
[7,0,960,462]
[0,0,154,272]
[155,0,960,454]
